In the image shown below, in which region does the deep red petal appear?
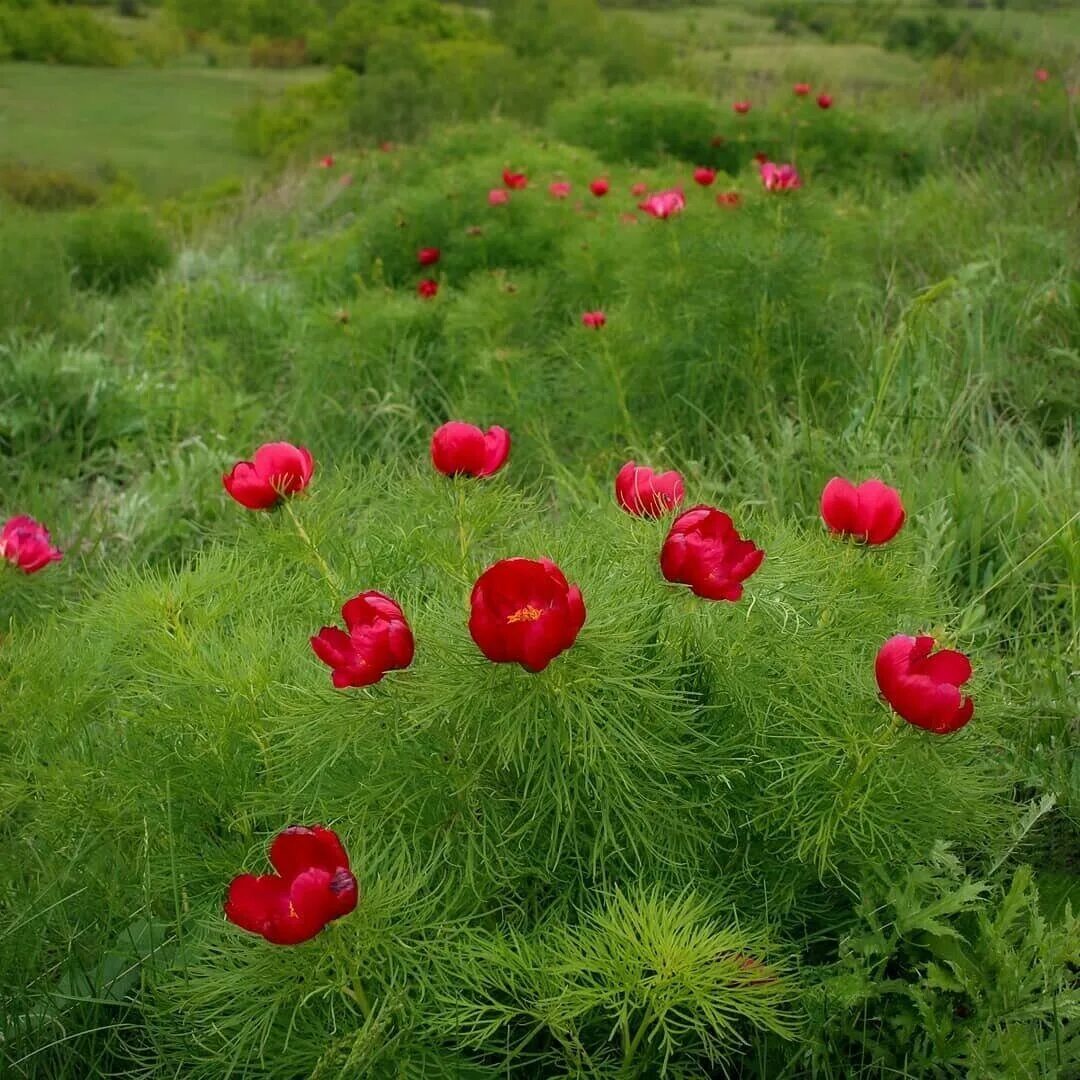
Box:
[478,426,511,476]
[820,477,860,535]
[270,826,340,879]
[920,648,973,687]
[223,463,279,510]
[225,874,287,936]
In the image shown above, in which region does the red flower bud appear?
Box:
[733,101,751,114]
[223,442,314,511]
[430,422,510,478]
[318,154,335,168]
[820,477,905,545]
[875,635,974,734]
[615,461,685,518]
[693,167,717,187]
[793,83,811,97]
[660,505,764,601]
[417,278,439,299]
[817,93,833,109]
[469,557,586,672]
[225,825,358,945]
[502,169,528,190]
[488,188,510,206]
[310,591,415,689]
[0,515,62,574]
[581,310,606,329]
[589,177,609,197]
[417,247,440,266]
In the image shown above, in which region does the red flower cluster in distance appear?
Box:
[311,592,415,688]
[661,506,765,602]
[223,442,314,510]
[469,557,586,672]
[225,826,358,944]
[1,515,62,573]
[430,422,510,478]
[615,461,685,518]
[820,477,906,545]
[876,635,974,734]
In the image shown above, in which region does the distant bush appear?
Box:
[248,35,308,68]
[0,1,131,66]
[0,164,100,210]
[64,207,173,293]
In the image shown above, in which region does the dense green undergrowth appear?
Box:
[1,25,1078,1079]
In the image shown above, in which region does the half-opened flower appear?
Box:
[733,101,751,114]
[417,247,440,266]
[693,167,716,187]
[311,591,415,689]
[793,83,811,97]
[875,635,974,734]
[0,515,62,573]
[582,310,606,329]
[589,177,609,197]
[225,826,358,945]
[549,181,572,199]
[430,422,510,478]
[417,278,439,299]
[759,161,802,192]
[469,557,585,672]
[615,461,685,518]
[820,477,905,545]
[223,442,314,510]
[638,188,686,219]
[660,505,764,601]
[488,188,509,206]
[502,169,528,190]
[817,93,833,109]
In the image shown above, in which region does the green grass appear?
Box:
[0,63,320,197]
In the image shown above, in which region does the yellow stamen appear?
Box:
[506,604,542,624]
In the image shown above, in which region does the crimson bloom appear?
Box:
[431,421,510,478]
[793,82,811,97]
[582,310,606,329]
[0,515,62,574]
[660,505,764,602]
[224,826,358,945]
[615,461,685,518]
[589,177,609,197]
[223,442,314,511]
[549,181,572,199]
[717,191,742,208]
[1034,68,1049,83]
[417,278,439,299]
[469,557,585,672]
[733,101,751,114]
[488,188,509,206]
[318,154,335,168]
[820,477,905,545]
[311,591,414,689]
[759,161,802,192]
[817,93,833,109]
[638,188,686,219]
[417,247,440,266]
[875,635,974,735]
[693,167,716,187]
[630,181,648,197]
[502,169,528,190]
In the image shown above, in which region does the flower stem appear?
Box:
[621,1006,655,1075]
[280,499,341,594]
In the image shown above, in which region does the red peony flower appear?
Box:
[430,422,510,478]
[638,188,686,220]
[0,515,62,574]
[311,591,415,689]
[581,310,606,329]
[223,442,314,511]
[875,635,974,735]
[660,505,764,601]
[630,182,649,197]
[549,181,572,199]
[589,177,610,197]
[759,161,802,192]
[817,93,833,109]
[733,101,751,114]
[318,154,335,168]
[820,477,905,545]
[417,278,439,299]
[716,191,742,208]
[469,557,585,672]
[1034,68,1050,83]
[502,169,528,190]
[417,247,440,266]
[224,825,358,945]
[488,188,510,206]
[793,83,811,97]
[615,461,685,518]
[693,167,717,187]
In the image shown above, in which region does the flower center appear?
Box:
[506,604,543,625]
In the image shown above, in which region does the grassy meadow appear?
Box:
[0,1,1078,1077]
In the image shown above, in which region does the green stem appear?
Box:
[280,499,341,594]
[346,976,374,1021]
[621,1005,655,1075]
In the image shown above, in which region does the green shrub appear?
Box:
[0,211,72,334]
[64,207,172,293]
[0,1,131,66]
[0,163,100,211]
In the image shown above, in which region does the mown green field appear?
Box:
[0,1,1078,1077]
